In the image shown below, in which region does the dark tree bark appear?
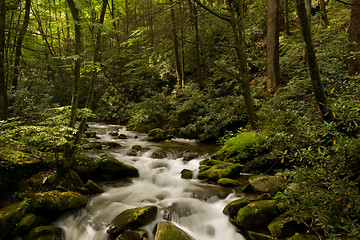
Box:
[348,0,360,75]
[266,0,280,93]
[296,0,332,122]
[284,0,290,35]
[0,0,8,120]
[170,0,182,87]
[12,0,31,89]
[319,0,329,27]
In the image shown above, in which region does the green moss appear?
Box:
[217,178,240,187]
[223,198,251,218]
[154,221,194,240]
[24,226,63,240]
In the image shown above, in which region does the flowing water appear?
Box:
[55,123,247,240]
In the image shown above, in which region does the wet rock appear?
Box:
[103,142,122,149]
[0,200,30,239]
[217,178,240,187]
[154,221,194,240]
[108,206,158,236]
[182,151,200,161]
[288,234,318,240]
[30,191,88,217]
[118,134,128,139]
[223,198,250,218]
[247,231,274,240]
[24,226,64,240]
[147,128,172,142]
[74,155,98,181]
[236,200,279,229]
[97,156,139,179]
[198,163,242,182]
[69,169,83,187]
[132,145,143,151]
[151,151,165,159]
[85,131,97,138]
[85,179,104,194]
[163,202,195,221]
[109,131,119,137]
[116,230,148,240]
[248,175,281,196]
[82,142,103,150]
[181,169,193,179]
[126,150,138,156]
[13,214,46,236]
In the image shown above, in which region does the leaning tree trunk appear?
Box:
[296,0,332,122]
[0,0,8,120]
[266,0,280,93]
[12,0,31,89]
[348,0,360,75]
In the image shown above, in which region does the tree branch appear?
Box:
[193,0,231,22]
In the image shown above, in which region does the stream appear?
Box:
[55,123,246,240]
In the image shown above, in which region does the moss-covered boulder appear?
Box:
[198,163,242,181]
[236,200,279,229]
[74,155,99,180]
[118,134,128,139]
[217,178,240,187]
[85,131,97,138]
[154,221,194,240]
[13,213,46,236]
[24,226,64,240]
[287,234,318,240]
[247,231,274,240]
[116,230,148,240]
[268,215,306,239]
[147,128,172,142]
[182,151,200,161]
[0,199,30,239]
[97,156,139,179]
[82,142,103,150]
[103,142,122,149]
[108,206,158,236]
[181,169,193,179]
[248,175,281,196]
[30,191,88,217]
[223,198,251,218]
[84,179,104,194]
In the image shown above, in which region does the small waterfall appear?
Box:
[55,123,245,240]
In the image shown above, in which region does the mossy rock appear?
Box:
[0,199,30,239]
[30,191,88,217]
[154,221,194,240]
[85,131,97,138]
[236,200,279,229]
[181,169,193,179]
[97,156,139,179]
[69,169,83,187]
[103,142,122,149]
[198,163,242,181]
[23,225,64,240]
[248,175,281,196]
[268,215,306,239]
[132,145,143,151]
[217,178,240,187]
[223,198,251,218]
[247,231,274,240]
[82,142,103,150]
[118,134,128,139]
[147,128,172,142]
[13,213,46,236]
[74,155,99,180]
[182,151,200,161]
[108,206,158,236]
[84,179,104,194]
[116,230,148,240]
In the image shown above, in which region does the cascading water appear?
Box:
[55,123,245,240]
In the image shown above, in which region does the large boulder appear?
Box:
[13,213,46,236]
[248,175,281,196]
[147,128,172,142]
[236,200,279,229]
[108,206,158,236]
[84,179,104,194]
[74,155,99,180]
[23,226,64,240]
[223,198,250,218]
[154,221,194,240]
[198,163,242,182]
[97,156,139,179]
[0,200,30,239]
[268,215,306,239]
[181,169,193,179]
[116,230,148,240]
[217,178,240,187]
[30,191,88,217]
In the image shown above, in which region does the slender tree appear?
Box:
[348,0,360,75]
[12,0,31,89]
[295,0,332,122]
[169,0,182,87]
[0,0,8,120]
[266,0,280,93]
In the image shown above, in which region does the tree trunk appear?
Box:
[66,0,82,129]
[348,0,360,75]
[295,0,332,122]
[319,0,329,27]
[170,0,182,87]
[284,0,290,35]
[266,0,280,93]
[0,0,8,120]
[12,0,31,89]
